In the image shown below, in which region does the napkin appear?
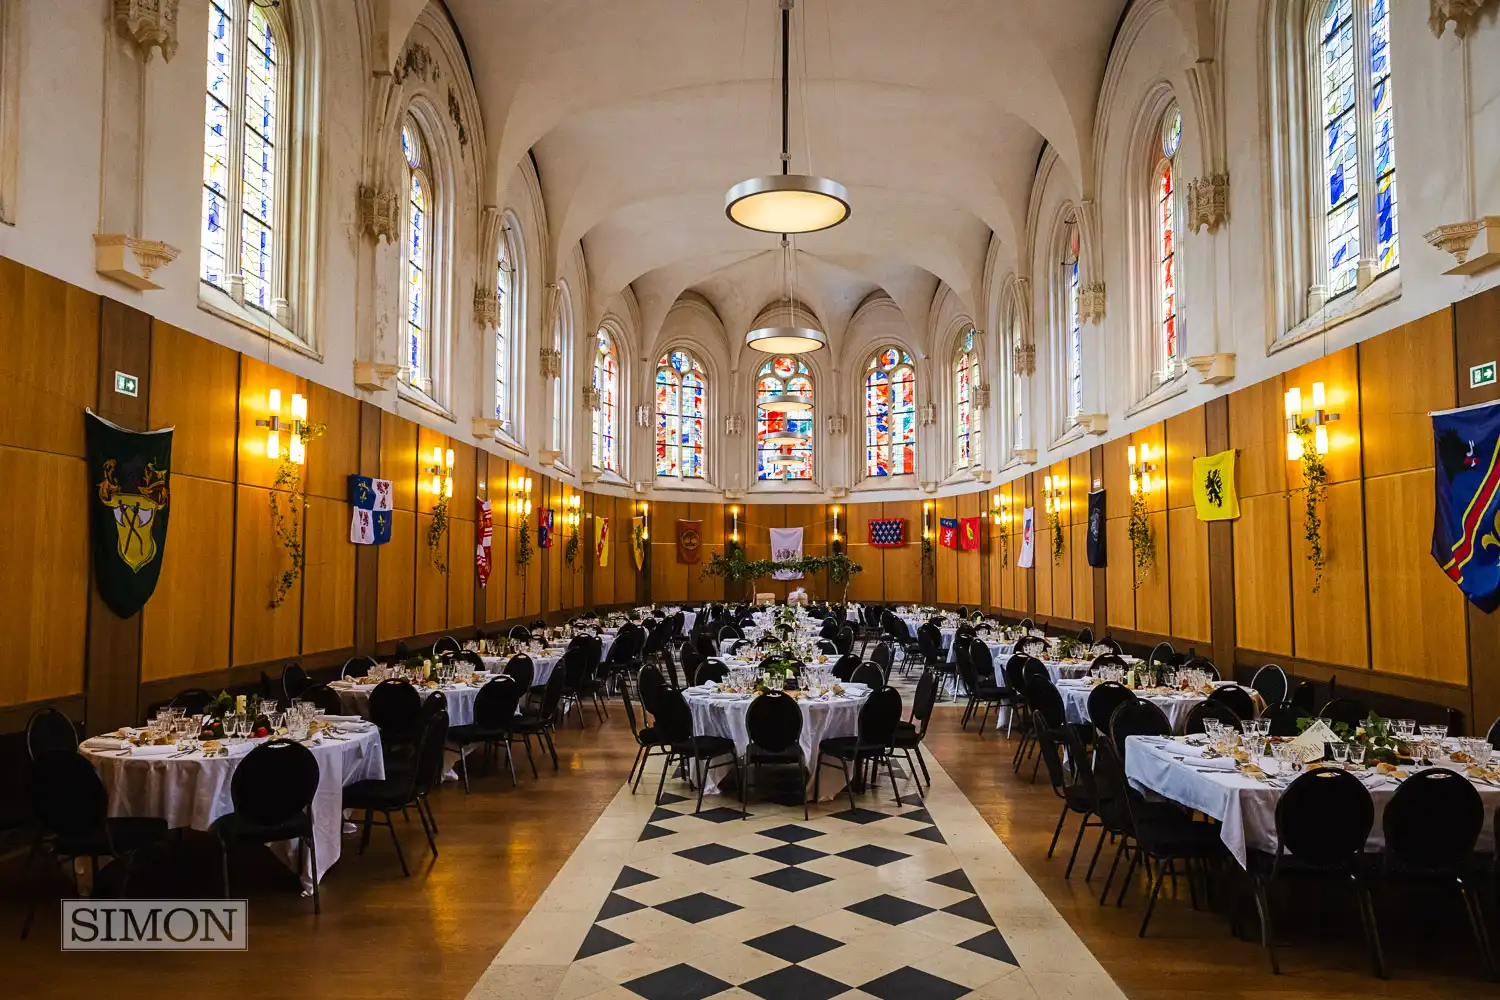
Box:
[318,714,364,723]
[81,737,130,751]
[129,744,181,758]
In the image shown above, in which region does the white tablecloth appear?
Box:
[480,652,562,688]
[1124,735,1500,868]
[331,681,484,727]
[85,728,384,889]
[947,639,1015,665]
[1058,679,1206,731]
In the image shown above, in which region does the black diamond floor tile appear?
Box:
[907,825,947,844]
[899,808,934,824]
[860,965,969,1000]
[741,963,851,1000]
[639,823,675,842]
[942,895,995,926]
[959,928,1018,965]
[657,792,690,805]
[676,842,748,865]
[744,924,846,964]
[756,843,828,866]
[759,824,825,844]
[895,793,926,806]
[654,891,743,924]
[649,807,680,823]
[622,963,732,1000]
[837,844,909,867]
[830,807,891,825]
[928,869,975,894]
[597,891,647,921]
[691,806,748,824]
[845,893,934,925]
[614,866,659,891]
[575,923,633,961]
[754,865,835,893]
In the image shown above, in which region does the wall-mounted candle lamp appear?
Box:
[426,446,455,497]
[564,493,582,528]
[639,500,650,540]
[990,492,1009,526]
[730,505,740,545]
[1042,475,1066,513]
[1285,382,1339,460]
[830,505,842,545]
[1127,443,1158,495]
[256,390,309,464]
[922,500,934,540]
[511,475,533,516]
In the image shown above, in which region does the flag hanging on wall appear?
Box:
[348,475,393,546]
[677,519,703,563]
[869,517,905,547]
[938,517,958,549]
[1432,399,1500,611]
[538,508,555,548]
[1017,506,1036,568]
[770,526,805,578]
[1193,449,1241,521]
[631,515,647,570]
[85,410,174,618]
[1087,490,1107,567]
[959,516,980,551]
[476,498,493,587]
[596,516,610,568]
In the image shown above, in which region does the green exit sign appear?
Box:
[1473,361,1497,390]
[113,371,139,397]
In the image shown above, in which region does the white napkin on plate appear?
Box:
[318,714,364,723]
[129,744,180,758]
[81,737,130,751]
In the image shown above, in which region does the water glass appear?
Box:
[1347,742,1366,767]
[1331,742,1350,765]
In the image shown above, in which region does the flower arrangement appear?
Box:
[1295,711,1410,765]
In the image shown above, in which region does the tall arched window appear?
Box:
[591,329,619,473]
[655,350,707,480]
[955,329,981,470]
[757,356,814,481]
[1063,222,1082,419]
[201,1,285,313]
[864,347,916,478]
[400,119,432,394]
[1155,104,1182,389]
[1318,0,1397,298]
[493,236,511,426]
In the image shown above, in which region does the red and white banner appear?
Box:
[476,498,493,587]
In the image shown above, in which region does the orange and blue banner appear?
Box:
[1433,399,1500,611]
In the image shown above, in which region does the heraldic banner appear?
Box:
[677,519,703,563]
[770,526,804,579]
[85,410,173,618]
[348,475,393,545]
[596,516,610,568]
[1192,449,1241,521]
[938,517,958,549]
[1087,490,1107,567]
[1432,399,1500,611]
[631,515,647,571]
[869,518,905,547]
[476,498,493,587]
[959,516,980,551]
[1017,506,1036,568]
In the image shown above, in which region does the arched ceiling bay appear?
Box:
[444,0,1126,349]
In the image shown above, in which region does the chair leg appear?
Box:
[1251,874,1279,974]
[913,745,932,786]
[695,757,709,814]
[628,746,644,787]
[306,836,320,915]
[1139,856,1169,937]
[420,792,439,835]
[1084,827,1108,882]
[522,735,538,780]
[654,751,675,805]
[885,755,903,803]
[359,809,373,854]
[1460,879,1496,981]
[740,754,750,819]
[380,811,409,877]
[1100,838,1128,905]
[459,744,472,794]
[220,842,232,899]
[544,728,559,768]
[1064,814,1092,879]
[1116,847,1141,907]
[503,741,518,787]
[800,763,810,821]
[812,754,824,803]
[1353,877,1386,979]
[415,798,438,859]
[842,756,858,812]
[1047,804,1070,859]
[18,837,41,940]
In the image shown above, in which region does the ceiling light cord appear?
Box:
[781,1,791,176]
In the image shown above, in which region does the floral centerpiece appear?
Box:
[1295,711,1412,765]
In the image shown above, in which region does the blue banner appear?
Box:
[1432,400,1500,611]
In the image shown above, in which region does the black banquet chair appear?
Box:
[742,691,809,819]
[343,710,450,876]
[814,686,904,811]
[1206,685,1256,723]
[299,683,347,717]
[280,661,311,701]
[212,739,322,912]
[447,675,523,792]
[1249,663,1289,706]
[369,679,423,745]
[1183,698,1242,735]
[1319,697,1370,729]
[892,670,938,786]
[25,707,79,760]
[650,690,741,814]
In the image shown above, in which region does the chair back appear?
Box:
[341,655,378,680]
[637,665,668,716]
[695,660,728,686]
[911,670,939,734]
[970,639,995,679]
[1019,617,1034,630]
[472,675,522,730]
[1017,636,1048,657]
[369,679,422,738]
[454,650,485,674]
[508,625,532,641]
[533,664,568,721]
[869,642,893,671]
[26,707,79,760]
[1109,699,1172,758]
[1207,685,1256,721]
[1020,656,1051,695]
[620,677,642,736]
[1147,642,1178,669]
[850,661,885,689]
[856,687,903,746]
[1179,655,1220,681]
[1488,715,1500,751]
[1096,637,1124,654]
[413,710,451,794]
[281,662,310,700]
[954,650,982,696]
[27,752,107,837]
[819,619,840,639]
[1262,701,1304,737]
[917,623,942,660]
[718,624,743,642]
[300,683,345,716]
[1275,768,1373,865]
[432,635,461,656]
[835,626,855,655]
[169,688,216,715]
[832,654,862,682]
[816,638,839,656]
[1001,655,1028,703]
[418,688,448,726]
[1088,652,1127,676]
[1183,699,1242,735]
[230,739,320,828]
[1034,717,1071,793]
[746,691,804,754]
[504,653,535,692]
[1383,767,1484,867]
[1319,697,1369,729]
[1027,679,1065,729]
[1249,663,1290,706]
[1085,682,1136,734]
[653,689,695,744]
[1077,627,1094,644]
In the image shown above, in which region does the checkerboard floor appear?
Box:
[467,748,1126,1000]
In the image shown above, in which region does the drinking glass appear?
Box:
[1347,742,1366,767]
[1332,742,1350,765]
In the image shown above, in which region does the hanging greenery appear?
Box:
[997,516,1009,568]
[1128,488,1154,589]
[427,478,451,574]
[517,513,533,569]
[564,523,580,568]
[921,534,934,562]
[701,549,864,602]
[1290,422,1328,593]
[1048,505,1064,565]
[268,420,326,608]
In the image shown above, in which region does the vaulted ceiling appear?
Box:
[445,0,1127,351]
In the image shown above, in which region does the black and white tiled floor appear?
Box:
[468,753,1125,1000]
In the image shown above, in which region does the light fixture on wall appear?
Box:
[1285,382,1339,460]
[990,492,1008,526]
[1127,444,1158,495]
[565,493,582,528]
[425,446,455,497]
[830,505,841,545]
[511,475,533,516]
[256,389,309,464]
[1042,475,1066,514]
[639,500,650,540]
[725,0,850,235]
[730,505,740,545]
[922,500,934,541]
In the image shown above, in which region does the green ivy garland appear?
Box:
[921,535,935,562]
[427,475,451,574]
[1290,422,1328,593]
[1128,488,1154,589]
[997,517,1009,568]
[564,524,580,568]
[268,421,325,608]
[516,511,533,608]
[1048,505,1064,565]
[701,549,865,603]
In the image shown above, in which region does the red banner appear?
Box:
[960,516,980,551]
[476,499,493,587]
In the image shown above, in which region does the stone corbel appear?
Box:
[582,386,601,411]
[354,361,400,392]
[473,287,499,327]
[1187,353,1237,385]
[1430,0,1495,37]
[829,486,849,499]
[580,469,601,485]
[919,403,938,426]
[539,449,562,468]
[1078,283,1107,324]
[93,234,179,290]
[972,384,991,411]
[826,414,848,435]
[1013,342,1036,378]
[358,184,400,243]
[540,346,562,380]
[920,481,939,494]
[1075,413,1109,436]
[471,416,505,438]
[114,0,179,62]
[1425,217,1500,275]
[634,404,651,428]
[724,413,745,435]
[1186,174,1230,234]
[1013,447,1038,465]
[972,468,993,484]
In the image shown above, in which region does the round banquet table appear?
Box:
[1058,678,1214,732]
[480,651,563,689]
[681,684,869,799]
[331,679,485,726]
[946,638,1015,665]
[82,725,384,891]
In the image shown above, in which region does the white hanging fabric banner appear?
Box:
[1017,506,1036,568]
[769,526,805,579]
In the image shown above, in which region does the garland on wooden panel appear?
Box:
[564,523,580,568]
[427,474,451,574]
[1128,488,1154,589]
[268,420,326,609]
[1289,421,1328,593]
[1048,504,1064,565]
[701,549,864,603]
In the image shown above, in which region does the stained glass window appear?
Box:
[757,356,814,481]
[200,2,283,313]
[1158,106,1180,383]
[592,330,618,472]
[864,347,916,477]
[1065,224,1082,418]
[655,351,707,479]
[493,238,510,425]
[402,120,429,393]
[1319,0,1397,299]
[955,329,981,470]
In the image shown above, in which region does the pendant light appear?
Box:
[746,238,827,354]
[725,0,850,235]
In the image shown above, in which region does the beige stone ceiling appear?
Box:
[446,0,1127,346]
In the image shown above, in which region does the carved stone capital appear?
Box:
[919,402,937,426]
[1013,342,1036,377]
[972,384,991,411]
[94,233,179,290]
[1430,0,1495,37]
[634,403,651,428]
[1186,174,1230,234]
[473,287,499,327]
[1187,353,1237,385]
[1078,283,1107,324]
[471,416,505,438]
[358,185,400,243]
[540,346,562,380]
[972,468,993,484]
[1075,413,1109,436]
[354,361,400,392]
[539,449,562,467]
[826,414,848,435]
[724,413,746,435]
[582,386,602,411]
[114,0,179,62]
[1425,217,1500,275]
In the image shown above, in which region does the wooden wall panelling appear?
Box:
[300,495,355,655]
[591,493,614,607]
[236,356,302,491]
[613,494,637,608]
[1204,397,1237,672]
[414,515,449,635]
[785,503,827,601]
[1106,515,1135,630]
[957,492,982,606]
[1103,437,1130,520]
[231,484,304,665]
[483,455,508,624]
[304,382,360,502]
[0,258,99,458]
[1135,424,1167,515]
[376,509,417,642]
[1164,406,1205,513]
[1233,493,1293,655]
[1166,508,1210,643]
[140,475,234,682]
[1285,346,1362,487]
[651,500,688,603]
[353,402,382,655]
[1229,370,1289,499]
[883,500,922,604]
[845,503,881,604]
[379,411,418,512]
[1034,511,1053,618]
[1360,310,1456,478]
[744,504,781,600]
[935,496,958,605]
[1134,510,1171,636]
[543,478,563,614]
[148,320,238,482]
[1456,289,1500,725]
[1288,480,1369,667]
[1090,447,1108,632]
[998,486,1016,612]
[1070,519,1093,624]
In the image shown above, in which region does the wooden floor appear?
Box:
[3,706,1498,999]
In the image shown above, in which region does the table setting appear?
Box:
[332,658,496,726]
[1056,664,1238,731]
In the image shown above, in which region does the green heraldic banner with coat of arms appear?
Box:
[85,410,174,618]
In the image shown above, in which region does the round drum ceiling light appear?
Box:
[757,393,815,412]
[763,430,809,446]
[745,325,827,354]
[726,175,850,235]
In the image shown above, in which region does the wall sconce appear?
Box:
[511,475,533,516]
[990,491,1008,526]
[1127,443,1158,495]
[830,504,842,545]
[1042,475,1066,514]
[729,505,740,544]
[565,493,582,528]
[1285,381,1339,460]
[426,446,455,498]
[256,389,309,464]
[922,500,934,540]
[639,500,650,540]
